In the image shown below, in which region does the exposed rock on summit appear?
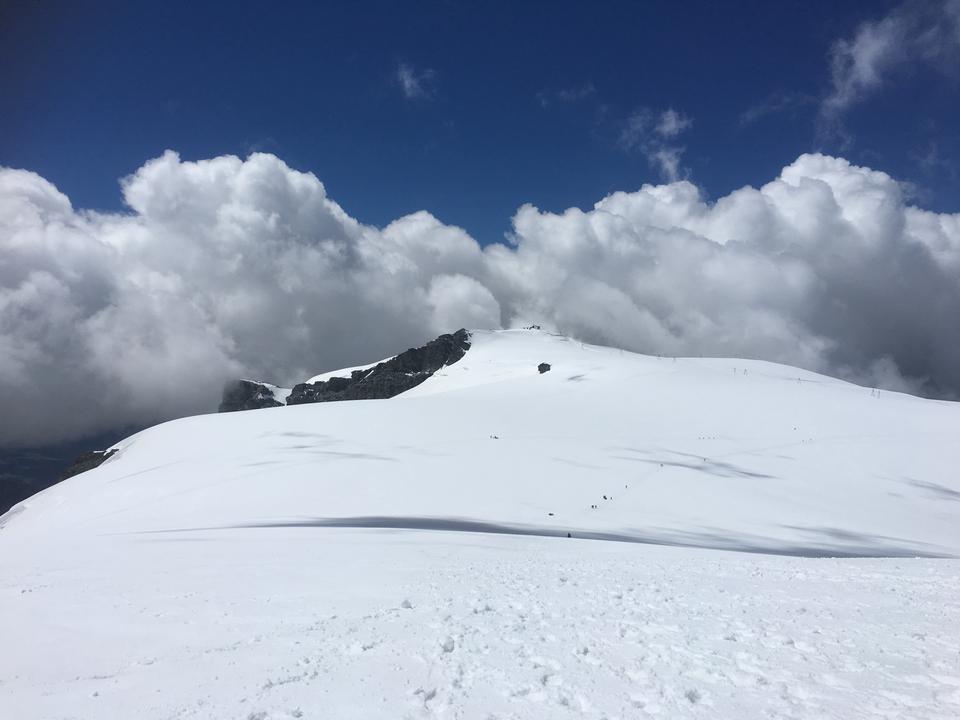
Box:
[286,329,471,405]
[219,380,285,413]
[60,449,118,481]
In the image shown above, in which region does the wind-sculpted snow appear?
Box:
[144,516,953,559]
[1,329,959,717]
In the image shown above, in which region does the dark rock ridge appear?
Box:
[60,449,118,481]
[0,428,138,515]
[42,331,471,493]
[286,329,471,405]
[219,380,284,413]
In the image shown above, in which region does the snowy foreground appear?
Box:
[2,329,959,718]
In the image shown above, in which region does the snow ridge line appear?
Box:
[123,515,956,559]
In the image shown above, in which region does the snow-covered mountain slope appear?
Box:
[4,328,959,556]
[2,329,959,719]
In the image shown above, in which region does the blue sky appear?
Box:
[2,0,957,246]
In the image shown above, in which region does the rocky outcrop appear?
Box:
[538,363,551,374]
[41,332,472,504]
[60,449,118,481]
[286,329,471,406]
[219,380,284,413]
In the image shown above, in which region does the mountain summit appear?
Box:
[6,327,959,554]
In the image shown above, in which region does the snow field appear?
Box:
[2,328,959,718]
[1,531,957,719]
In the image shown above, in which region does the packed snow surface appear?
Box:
[2,329,958,718]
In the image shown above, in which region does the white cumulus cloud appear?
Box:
[1,150,959,447]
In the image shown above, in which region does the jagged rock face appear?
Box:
[60,449,117,481]
[219,380,284,413]
[287,329,471,406]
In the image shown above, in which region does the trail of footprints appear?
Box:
[225,556,960,719]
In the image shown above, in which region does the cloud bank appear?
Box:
[2,151,960,446]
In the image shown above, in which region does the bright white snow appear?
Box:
[1,328,958,718]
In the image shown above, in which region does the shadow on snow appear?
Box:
[133,515,954,559]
